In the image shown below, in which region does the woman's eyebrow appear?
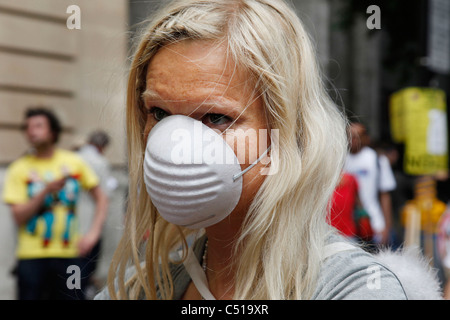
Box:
[141,89,188,108]
[198,100,241,113]
[142,88,243,116]
[141,89,162,102]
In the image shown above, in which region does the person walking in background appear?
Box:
[2,107,108,300]
[345,121,397,249]
[76,130,115,299]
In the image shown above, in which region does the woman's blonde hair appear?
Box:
[108,0,348,300]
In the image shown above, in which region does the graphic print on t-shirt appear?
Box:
[25,167,81,248]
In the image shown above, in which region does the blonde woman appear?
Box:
[96,0,407,300]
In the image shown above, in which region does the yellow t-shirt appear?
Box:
[2,149,99,259]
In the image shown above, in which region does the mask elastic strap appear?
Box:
[182,247,216,300]
[232,146,271,182]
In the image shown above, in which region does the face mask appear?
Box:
[143,115,269,229]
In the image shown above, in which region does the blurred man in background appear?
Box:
[345,122,397,249]
[2,107,108,300]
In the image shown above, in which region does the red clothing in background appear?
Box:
[329,173,359,237]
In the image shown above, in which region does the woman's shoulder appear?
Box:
[314,234,442,300]
[313,236,407,300]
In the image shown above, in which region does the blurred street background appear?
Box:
[0,0,449,299]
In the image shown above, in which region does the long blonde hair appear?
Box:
[108,0,348,300]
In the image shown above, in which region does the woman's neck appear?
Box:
[203,210,246,300]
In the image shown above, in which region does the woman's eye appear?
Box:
[149,107,169,121]
[205,113,231,126]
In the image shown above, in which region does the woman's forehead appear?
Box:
[146,40,239,83]
[144,40,256,106]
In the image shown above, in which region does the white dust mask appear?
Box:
[143,115,269,229]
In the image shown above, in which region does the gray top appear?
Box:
[95,235,407,300]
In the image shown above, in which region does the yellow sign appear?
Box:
[389,87,448,175]
[389,90,406,143]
